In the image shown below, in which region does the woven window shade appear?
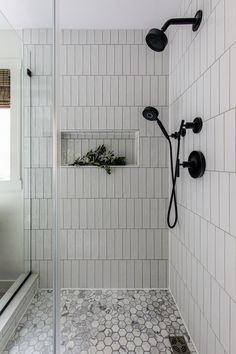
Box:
[0,69,10,108]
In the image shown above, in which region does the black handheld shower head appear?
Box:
[142,106,159,121]
[142,107,169,140]
[146,10,203,52]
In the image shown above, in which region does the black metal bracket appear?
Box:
[184,117,203,134]
[171,117,203,139]
[161,10,203,33]
[178,151,206,178]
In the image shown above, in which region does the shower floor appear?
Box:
[5,289,196,354]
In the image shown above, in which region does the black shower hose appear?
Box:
[167,121,184,228]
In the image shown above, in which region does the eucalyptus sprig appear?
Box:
[70,144,126,174]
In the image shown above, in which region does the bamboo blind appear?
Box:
[0,69,10,108]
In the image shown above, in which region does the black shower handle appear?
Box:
[156,119,170,141]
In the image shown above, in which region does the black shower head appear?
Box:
[142,107,169,140]
[142,106,159,121]
[146,10,203,52]
[146,29,168,52]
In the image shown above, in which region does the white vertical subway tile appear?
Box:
[87,261,95,288]
[225,233,236,300]
[103,261,111,288]
[95,261,103,288]
[110,261,119,288]
[143,261,151,288]
[90,230,99,259]
[107,230,115,259]
[207,11,216,66]
[220,51,230,113]
[219,172,229,232]
[99,230,107,259]
[214,115,224,171]
[211,61,220,118]
[207,223,216,277]
[230,300,236,354]
[130,46,139,75]
[114,230,123,259]
[225,0,236,49]
[134,260,143,287]
[114,45,122,75]
[126,260,135,287]
[220,288,230,352]
[215,227,225,288]
[118,261,127,288]
[210,172,219,226]
[230,43,236,109]
[215,0,225,58]
[123,45,131,75]
[107,45,114,75]
[230,174,236,237]
[225,109,236,172]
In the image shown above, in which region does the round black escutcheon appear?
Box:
[192,10,203,32]
[188,151,206,178]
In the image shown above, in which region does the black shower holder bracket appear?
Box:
[171,117,203,139]
[181,117,203,137]
[177,151,206,179]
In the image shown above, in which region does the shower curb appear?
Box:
[0,274,38,352]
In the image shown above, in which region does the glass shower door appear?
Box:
[0,1,55,352]
[0,10,31,315]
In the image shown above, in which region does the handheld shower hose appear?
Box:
[142,107,185,228]
[166,120,185,228]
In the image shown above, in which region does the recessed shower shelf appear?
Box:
[61,130,139,167]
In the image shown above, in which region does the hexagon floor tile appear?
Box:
[5,289,196,353]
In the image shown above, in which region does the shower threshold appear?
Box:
[0,274,38,352]
[0,273,31,315]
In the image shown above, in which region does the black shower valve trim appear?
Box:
[178,151,206,179]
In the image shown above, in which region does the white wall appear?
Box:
[169,0,236,353]
[0,29,24,280]
[0,191,24,280]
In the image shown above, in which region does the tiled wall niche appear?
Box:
[61,130,139,166]
[169,0,236,353]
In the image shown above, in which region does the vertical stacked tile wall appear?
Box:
[169,1,236,353]
[59,29,169,288]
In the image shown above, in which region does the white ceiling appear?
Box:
[0,0,181,29]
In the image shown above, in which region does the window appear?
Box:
[0,60,22,186]
[0,69,11,181]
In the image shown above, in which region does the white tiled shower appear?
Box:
[1,0,236,353]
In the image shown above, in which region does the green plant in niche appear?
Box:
[70,144,126,174]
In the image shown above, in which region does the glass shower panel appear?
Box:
[0,1,55,352]
[0,10,31,315]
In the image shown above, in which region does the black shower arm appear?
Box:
[161,17,198,32]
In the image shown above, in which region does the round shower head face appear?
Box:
[142,106,159,121]
[146,28,168,52]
